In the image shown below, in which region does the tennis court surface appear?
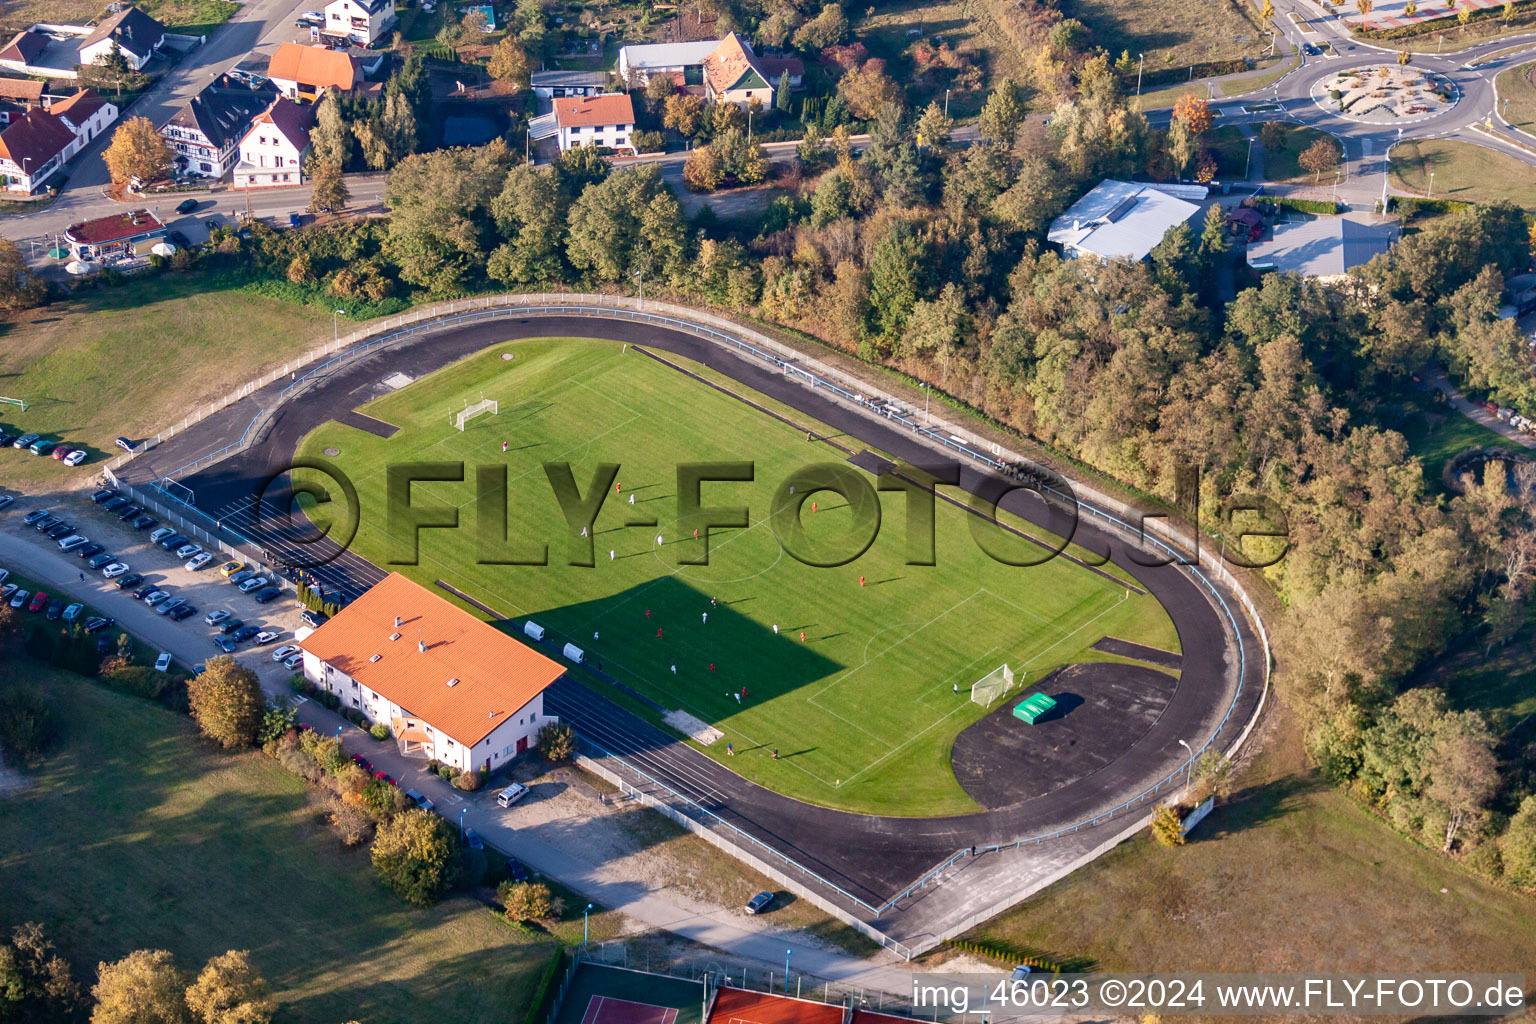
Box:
[553,964,704,1024]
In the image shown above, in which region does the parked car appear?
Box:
[47,524,76,539]
[87,553,115,569]
[154,652,172,672]
[218,618,245,634]
[205,609,231,626]
[496,783,529,808]
[158,534,190,551]
[175,198,199,215]
[58,535,90,552]
[9,589,28,609]
[228,569,257,585]
[33,515,59,531]
[132,515,158,530]
[27,591,48,613]
[62,449,88,467]
[0,433,13,447]
[45,599,63,620]
[184,552,212,571]
[464,828,483,850]
[12,433,38,449]
[219,561,246,578]
[49,444,73,461]
[96,632,115,654]
[231,625,259,642]
[254,630,281,645]
[0,495,12,511]
[404,789,434,812]
[23,508,51,523]
[28,440,54,456]
[282,652,303,670]
[62,602,85,623]
[253,587,283,604]
[91,489,117,503]
[504,858,530,883]
[744,891,774,915]
[75,542,105,559]
[300,609,327,628]
[238,576,268,593]
[115,437,136,453]
[175,543,201,560]
[156,596,186,616]
[132,583,157,599]
[272,644,300,661]
[149,527,175,543]
[169,604,197,621]
[83,616,114,633]
[374,772,395,786]
[351,754,372,771]
[0,584,14,602]
[142,590,170,606]
[102,496,129,512]
[116,505,143,520]
[0,569,7,587]
[102,563,130,579]
[114,572,143,589]
[211,635,237,653]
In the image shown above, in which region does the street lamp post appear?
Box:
[333,308,345,344]
[634,267,644,306]
[1178,738,1194,787]
[1136,53,1144,97]
[1428,170,1434,199]
[943,88,950,119]
[1244,137,1254,180]
[458,807,468,840]
[583,903,593,946]
[784,950,791,994]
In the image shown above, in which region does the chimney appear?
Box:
[417,640,426,653]
[394,615,401,627]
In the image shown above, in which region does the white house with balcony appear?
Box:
[159,74,276,179]
[323,0,396,47]
[529,92,634,155]
[232,97,314,188]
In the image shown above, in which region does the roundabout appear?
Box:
[109,296,1269,945]
[1310,63,1460,122]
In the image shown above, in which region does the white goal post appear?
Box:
[971,664,1017,707]
[453,398,499,431]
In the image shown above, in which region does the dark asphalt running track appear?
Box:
[122,312,1265,907]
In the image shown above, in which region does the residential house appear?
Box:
[265,42,359,101]
[531,69,608,98]
[76,7,166,71]
[0,89,116,192]
[0,78,47,126]
[159,74,277,178]
[233,97,314,187]
[0,31,47,73]
[63,208,166,260]
[1047,179,1207,263]
[545,92,634,153]
[322,0,396,47]
[1246,212,1398,281]
[296,573,567,774]
[616,39,719,86]
[700,33,775,109]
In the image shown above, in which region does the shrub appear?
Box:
[0,684,56,763]
[498,880,562,923]
[187,657,264,749]
[369,723,389,741]
[631,129,666,153]
[328,799,376,846]
[371,809,459,905]
[1151,805,1187,847]
[100,662,169,700]
[454,769,483,792]
[537,721,576,763]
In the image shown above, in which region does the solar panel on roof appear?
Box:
[1104,196,1139,222]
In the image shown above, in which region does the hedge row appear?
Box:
[1269,197,1340,214]
[1123,58,1252,92]
[1389,196,1475,216]
[944,938,1062,973]
[521,947,567,1024]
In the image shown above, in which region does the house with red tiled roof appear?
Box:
[296,573,566,773]
[544,92,634,154]
[700,32,776,109]
[0,89,116,192]
[266,42,359,101]
[232,97,315,187]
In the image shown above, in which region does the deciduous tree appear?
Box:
[1298,137,1340,181]
[101,116,172,187]
[187,657,263,750]
[184,950,275,1024]
[498,881,562,922]
[663,93,706,136]
[371,808,459,905]
[977,77,1024,145]
[90,950,188,1024]
[487,35,531,90]
[308,161,350,214]
[1172,92,1213,135]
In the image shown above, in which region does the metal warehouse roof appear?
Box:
[1246,212,1398,279]
[1048,179,1206,263]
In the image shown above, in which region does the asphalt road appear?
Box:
[115,308,1265,906]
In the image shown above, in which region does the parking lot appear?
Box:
[0,487,309,684]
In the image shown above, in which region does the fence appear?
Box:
[109,291,1273,952]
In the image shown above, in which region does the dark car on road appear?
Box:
[102,496,129,511]
[169,604,197,621]
[175,198,199,215]
[744,891,774,915]
[75,543,104,559]
[87,553,115,569]
[133,515,158,530]
[115,573,144,590]
[45,523,74,539]
[211,635,237,653]
[91,489,117,503]
[132,583,157,600]
[218,618,245,635]
[116,505,142,520]
[504,858,530,883]
[159,534,190,551]
[83,616,114,633]
[230,625,259,642]
[253,586,283,603]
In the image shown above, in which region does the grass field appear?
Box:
[1067,0,1265,68]
[1388,389,1509,488]
[1390,139,1536,209]
[294,337,1179,816]
[1259,122,1340,183]
[961,719,1536,974]
[0,666,618,1024]
[857,0,1024,116]
[1204,124,1254,179]
[1496,60,1536,135]
[0,0,235,32]
[0,274,330,493]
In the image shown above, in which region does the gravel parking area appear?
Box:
[1,487,307,683]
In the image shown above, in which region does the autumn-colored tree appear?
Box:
[498,880,563,922]
[683,144,723,191]
[0,234,43,309]
[1504,0,1515,20]
[1356,0,1372,28]
[309,161,350,214]
[90,950,188,1024]
[187,657,264,749]
[1298,137,1340,181]
[536,721,576,762]
[487,35,531,90]
[1172,93,1213,136]
[101,116,172,188]
[836,58,901,120]
[1404,0,1417,14]
[1150,805,1186,847]
[1398,49,1411,65]
[371,808,459,905]
[1458,6,1472,28]
[663,93,706,136]
[184,950,275,1024]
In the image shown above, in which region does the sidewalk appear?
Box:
[1424,366,1536,450]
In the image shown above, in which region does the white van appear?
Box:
[496,783,530,808]
[58,535,89,551]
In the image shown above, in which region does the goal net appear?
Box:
[971,664,1017,707]
[454,398,498,431]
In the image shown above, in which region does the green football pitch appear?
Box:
[294,338,1179,815]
